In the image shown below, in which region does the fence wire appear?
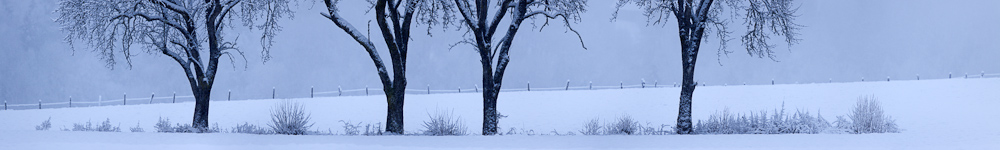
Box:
[3,72,997,110]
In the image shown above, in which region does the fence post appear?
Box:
[887,76,890,82]
[365,85,369,96]
[38,99,41,109]
[949,72,952,79]
[475,84,479,92]
[674,82,677,87]
[655,80,658,87]
[982,71,985,78]
[228,90,231,101]
[172,92,176,103]
[641,79,645,88]
[150,92,154,104]
[69,96,73,107]
[272,87,276,99]
[965,73,968,79]
[829,78,832,83]
[338,86,342,96]
[917,74,920,80]
[861,77,864,82]
[311,86,314,98]
[620,81,623,89]
[772,79,774,85]
[427,85,430,94]
[3,100,6,110]
[565,80,570,90]
[123,93,126,105]
[458,86,462,93]
[589,81,592,90]
[527,81,531,91]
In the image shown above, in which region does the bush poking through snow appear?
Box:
[847,96,899,134]
[36,117,52,131]
[153,117,215,133]
[72,118,120,132]
[579,118,602,135]
[695,104,832,134]
[154,117,174,132]
[130,122,144,132]
[421,109,468,136]
[604,115,641,135]
[579,114,668,135]
[268,100,314,135]
[232,122,271,134]
[339,120,382,135]
[340,120,361,135]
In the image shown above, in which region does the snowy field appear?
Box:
[2,78,999,149]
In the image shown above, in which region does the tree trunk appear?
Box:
[482,79,499,135]
[384,85,405,134]
[191,86,211,131]
[675,54,697,134]
[675,23,705,134]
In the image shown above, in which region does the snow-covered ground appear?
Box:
[2,78,999,149]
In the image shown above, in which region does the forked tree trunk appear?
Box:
[675,21,706,134]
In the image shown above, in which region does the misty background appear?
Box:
[1,0,998,105]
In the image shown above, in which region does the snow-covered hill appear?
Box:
[1,78,998,149]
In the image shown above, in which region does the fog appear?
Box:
[2,0,998,105]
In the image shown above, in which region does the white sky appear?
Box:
[1,0,999,104]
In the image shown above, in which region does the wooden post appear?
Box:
[917,74,920,80]
[458,86,461,93]
[311,86,314,98]
[620,81,623,89]
[365,85,368,96]
[565,80,570,90]
[772,79,775,85]
[654,80,658,87]
[3,100,6,110]
[338,86,342,96]
[69,96,73,107]
[475,84,479,92]
[641,79,645,88]
[272,87,276,99]
[123,93,126,105]
[589,81,592,90]
[426,85,430,94]
[527,81,531,91]
[172,92,176,103]
[38,99,41,109]
[887,76,890,82]
[149,93,154,104]
[228,90,231,101]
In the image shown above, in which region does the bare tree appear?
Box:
[613,0,802,134]
[447,0,588,135]
[321,0,452,134]
[56,0,294,131]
